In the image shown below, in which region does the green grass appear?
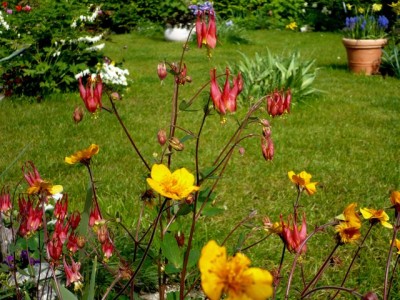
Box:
[1,30,400,298]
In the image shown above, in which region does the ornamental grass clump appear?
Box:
[343,2,390,39]
[2,2,400,300]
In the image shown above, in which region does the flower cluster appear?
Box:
[190,1,217,50]
[1,2,31,14]
[343,2,389,39]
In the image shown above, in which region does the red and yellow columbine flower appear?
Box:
[146,164,199,200]
[281,213,308,254]
[288,171,318,195]
[65,144,99,165]
[335,203,362,244]
[210,67,243,116]
[199,240,273,300]
[195,8,217,49]
[360,207,393,228]
[22,161,63,196]
[78,74,103,113]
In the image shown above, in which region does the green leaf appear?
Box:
[176,203,193,216]
[160,233,182,269]
[201,206,225,217]
[187,248,200,269]
[83,256,97,300]
[59,285,79,300]
[179,100,190,110]
[166,291,180,300]
[164,263,181,274]
[180,134,195,143]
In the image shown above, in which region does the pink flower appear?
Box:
[281,213,307,254]
[63,256,82,287]
[78,74,103,113]
[47,235,63,262]
[267,89,292,117]
[89,205,102,227]
[0,187,12,212]
[102,240,114,259]
[68,211,81,230]
[54,220,70,244]
[157,63,168,81]
[195,11,217,49]
[54,195,68,220]
[210,67,243,115]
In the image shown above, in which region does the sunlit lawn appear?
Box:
[1,29,400,297]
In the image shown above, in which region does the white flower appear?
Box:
[312,2,318,8]
[77,34,103,44]
[75,69,91,79]
[52,51,61,57]
[100,63,130,86]
[85,43,105,52]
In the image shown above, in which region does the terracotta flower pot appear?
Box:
[342,38,387,75]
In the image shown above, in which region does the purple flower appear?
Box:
[378,15,389,29]
[6,9,12,14]
[345,17,357,29]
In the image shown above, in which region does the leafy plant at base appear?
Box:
[230,50,318,104]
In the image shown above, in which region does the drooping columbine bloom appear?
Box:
[63,256,83,289]
[267,89,291,117]
[157,63,168,81]
[22,161,63,196]
[78,74,103,113]
[47,236,63,262]
[102,239,114,259]
[360,207,393,228]
[146,164,199,201]
[0,187,12,213]
[193,2,217,49]
[54,194,68,220]
[288,171,318,195]
[199,240,273,300]
[65,144,99,165]
[281,213,308,254]
[210,67,243,116]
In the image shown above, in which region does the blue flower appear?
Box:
[378,15,389,29]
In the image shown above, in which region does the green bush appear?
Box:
[0,2,104,98]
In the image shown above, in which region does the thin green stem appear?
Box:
[108,95,151,172]
[112,199,168,299]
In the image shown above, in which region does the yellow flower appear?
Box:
[65,144,99,165]
[27,180,63,196]
[286,22,298,30]
[372,3,382,12]
[288,171,318,195]
[358,7,365,14]
[393,239,400,254]
[146,164,199,200]
[199,240,273,300]
[360,207,393,228]
[335,222,361,244]
[390,190,400,208]
[346,3,353,10]
[389,1,400,15]
[336,203,361,229]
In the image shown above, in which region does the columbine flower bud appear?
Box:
[261,137,274,161]
[73,106,84,124]
[76,235,86,248]
[157,63,168,81]
[157,129,167,146]
[169,137,184,151]
[267,89,291,117]
[111,92,121,101]
[97,224,109,244]
[362,292,378,300]
[175,231,185,247]
[238,147,245,156]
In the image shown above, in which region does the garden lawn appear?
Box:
[1,30,399,297]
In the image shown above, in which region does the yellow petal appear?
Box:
[288,171,296,183]
[305,182,317,195]
[242,267,274,300]
[199,240,226,300]
[360,207,373,219]
[50,185,63,195]
[381,221,393,229]
[151,164,171,182]
[65,156,78,164]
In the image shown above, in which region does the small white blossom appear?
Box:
[75,69,91,79]
[85,43,105,52]
[100,63,130,86]
[52,51,61,57]
[312,2,318,8]
[0,12,10,31]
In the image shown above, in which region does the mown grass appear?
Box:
[1,29,400,298]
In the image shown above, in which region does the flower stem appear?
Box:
[331,222,375,299]
[384,212,400,300]
[108,95,151,171]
